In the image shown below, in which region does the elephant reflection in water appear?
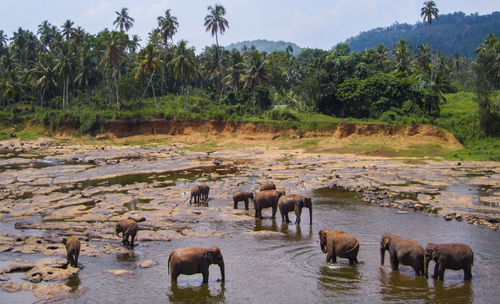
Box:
[169,284,225,303]
[426,280,473,304]
[379,269,429,302]
[280,222,313,239]
[317,264,362,297]
[254,218,278,232]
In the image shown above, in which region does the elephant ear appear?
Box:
[431,248,439,260]
[204,251,214,264]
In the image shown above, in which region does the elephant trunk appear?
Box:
[380,247,385,266]
[218,259,225,283]
[309,206,312,225]
[424,256,430,278]
[320,240,327,253]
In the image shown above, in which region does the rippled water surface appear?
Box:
[25,187,496,304]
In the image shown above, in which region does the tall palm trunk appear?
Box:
[62,79,66,109]
[113,69,120,111]
[86,87,91,107]
[150,71,157,109]
[40,88,45,108]
[66,75,70,107]
[429,25,434,82]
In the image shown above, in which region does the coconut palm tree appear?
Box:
[204,4,229,58]
[135,44,162,109]
[243,50,270,114]
[114,7,134,33]
[54,42,75,109]
[75,51,101,106]
[421,1,439,81]
[27,54,57,108]
[157,9,179,95]
[61,20,75,41]
[393,39,412,75]
[0,30,7,55]
[100,31,126,110]
[415,44,431,74]
[167,40,197,110]
[224,49,244,92]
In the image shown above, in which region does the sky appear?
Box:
[0,0,498,52]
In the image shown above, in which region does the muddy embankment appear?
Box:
[98,120,460,144]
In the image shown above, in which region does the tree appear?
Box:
[54,42,75,109]
[224,49,245,92]
[114,7,134,33]
[393,39,412,75]
[243,50,270,114]
[415,44,431,75]
[157,9,179,95]
[421,1,439,81]
[100,31,127,110]
[0,30,8,55]
[75,51,101,106]
[135,44,162,109]
[27,54,57,108]
[204,4,229,58]
[61,20,75,41]
[167,40,197,110]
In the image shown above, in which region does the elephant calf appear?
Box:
[424,243,474,280]
[319,229,359,264]
[168,246,225,284]
[116,218,141,248]
[62,236,80,268]
[278,194,312,225]
[233,190,254,210]
[380,233,424,275]
[200,184,210,201]
[254,189,285,219]
[190,185,201,204]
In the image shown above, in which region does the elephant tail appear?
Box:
[167,253,171,274]
[345,241,359,254]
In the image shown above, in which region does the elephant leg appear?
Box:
[433,263,439,279]
[171,271,179,285]
[245,199,249,210]
[285,212,291,224]
[271,206,277,219]
[390,255,399,270]
[233,199,238,209]
[202,268,209,284]
[438,264,445,280]
[130,232,136,248]
[255,209,259,218]
[294,208,301,225]
[464,266,472,280]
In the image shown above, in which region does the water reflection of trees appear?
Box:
[169,284,225,303]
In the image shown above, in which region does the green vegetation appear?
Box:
[226,40,303,57]
[0,4,499,161]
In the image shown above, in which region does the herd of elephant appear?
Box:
[60,181,474,287]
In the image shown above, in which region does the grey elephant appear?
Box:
[190,185,201,204]
[200,184,210,200]
[254,189,286,219]
[380,233,424,275]
[319,229,359,264]
[233,190,254,210]
[259,181,276,191]
[278,194,312,225]
[168,246,225,284]
[424,243,473,280]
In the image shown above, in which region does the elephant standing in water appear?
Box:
[424,243,474,280]
[380,233,424,275]
[319,229,359,264]
[200,184,210,200]
[62,236,80,267]
[233,190,254,210]
[168,246,225,284]
[278,194,312,225]
[190,185,201,204]
[254,189,286,219]
[115,217,144,248]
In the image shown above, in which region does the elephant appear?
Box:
[190,185,202,204]
[319,229,359,264]
[278,194,312,225]
[62,236,80,268]
[168,246,225,284]
[233,190,254,210]
[259,182,276,191]
[115,218,140,248]
[200,184,210,200]
[424,243,474,280]
[380,233,424,275]
[254,189,286,219]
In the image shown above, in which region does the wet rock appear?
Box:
[444,212,456,221]
[23,265,79,283]
[0,274,10,281]
[136,259,157,268]
[413,204,424,211]
[32,283,73,300]
[105,269,134,275]
[0,282,33,293]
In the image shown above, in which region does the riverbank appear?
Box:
[0,138,498,300]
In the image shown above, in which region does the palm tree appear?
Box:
[0,30,7,55]
[157,9,179,95]
[54,42,74,109]
[100,31,126,110]
[415,44,431,74]
[0,69,22,108]
[75,51,101,106]
[27,54,57,108]
[128,35,141,55]
[167,40,197,110]
[135,44,162,109]
[421,1,439,81]
[224,49,244,92]
[393,39,412,75]
[204,4,229,59]
[61,20,75,41]
[243,50,270,114]
[114,7,134,33]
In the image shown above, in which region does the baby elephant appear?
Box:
[278,194,312,225]
[319,229,359,264]
[168,246,225,284]
[199,184,210,201]
[233,190,254,210]
[116,218,142,248]
[380,233,424,275]
[424,243,474,280]
[190,185,201,204]
[62,236,80,268]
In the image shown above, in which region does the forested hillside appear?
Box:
[345,12,500,57]
[226,39,303,56]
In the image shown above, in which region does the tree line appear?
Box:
[0,3,498,136]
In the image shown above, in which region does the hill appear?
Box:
[225,39,303,56]
[344,11,500,57]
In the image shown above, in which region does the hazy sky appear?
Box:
[0,0,498,52]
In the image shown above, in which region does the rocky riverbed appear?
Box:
[0,138,498,301]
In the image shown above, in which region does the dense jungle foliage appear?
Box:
[0,5,499,151]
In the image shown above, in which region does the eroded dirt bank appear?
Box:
[0,138,497,300]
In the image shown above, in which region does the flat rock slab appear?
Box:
[105,269,134,275]
[136,259,157,268]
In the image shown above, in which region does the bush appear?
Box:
[266,108,299,121]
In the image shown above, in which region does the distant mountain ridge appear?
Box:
[225,39,303,56]
[344,11,500,57]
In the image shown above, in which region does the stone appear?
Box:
[105,269,134,275]
[136,259,157,268]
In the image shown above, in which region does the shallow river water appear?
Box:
[4,186,498,303]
